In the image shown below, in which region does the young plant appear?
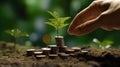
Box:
[46,11,70,36]
[5,29,29,48]
[93,38,114,49]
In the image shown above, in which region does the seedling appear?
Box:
[46,11,70,36]
[5,29,29,48]
[46,11,70,48]
[93,38,114,49]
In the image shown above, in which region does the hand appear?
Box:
[68,0,120,36]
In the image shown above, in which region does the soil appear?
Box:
[78,46,120,67]
[0,45,120,67]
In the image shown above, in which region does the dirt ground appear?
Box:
[0,46,120,67]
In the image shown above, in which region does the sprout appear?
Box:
[46,11,70,36]
[5,29,29,48]
[93,38,114,49]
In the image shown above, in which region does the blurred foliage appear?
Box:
[6,29,29,38]
[0,0,120,48]
[93,38,113,49]
[5,29,29,48]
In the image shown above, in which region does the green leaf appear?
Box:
[48,11,59,19]
[60,17,70,24]
[101,40,113,46]
[18,32,29,37]
[49,19,58,26]
[6,30,14,36]
[46,22,57,29]
[59,23,69,29]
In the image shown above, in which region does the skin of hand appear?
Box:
[68,0,120,36]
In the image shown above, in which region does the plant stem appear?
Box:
[56,22,59,36]
[14,38,17,49]
[56,29,59,36]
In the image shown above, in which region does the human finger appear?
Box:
[68,1,102,35]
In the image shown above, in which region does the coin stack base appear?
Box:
[41,48,51,55]
[26,49,36,56]
[49,54,58,59]
[48,45,58,54]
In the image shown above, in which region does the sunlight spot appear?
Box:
[42,34,51,45]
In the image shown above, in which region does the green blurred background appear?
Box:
[0,0,120,48]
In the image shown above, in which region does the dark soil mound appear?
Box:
[78,46,120,67]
